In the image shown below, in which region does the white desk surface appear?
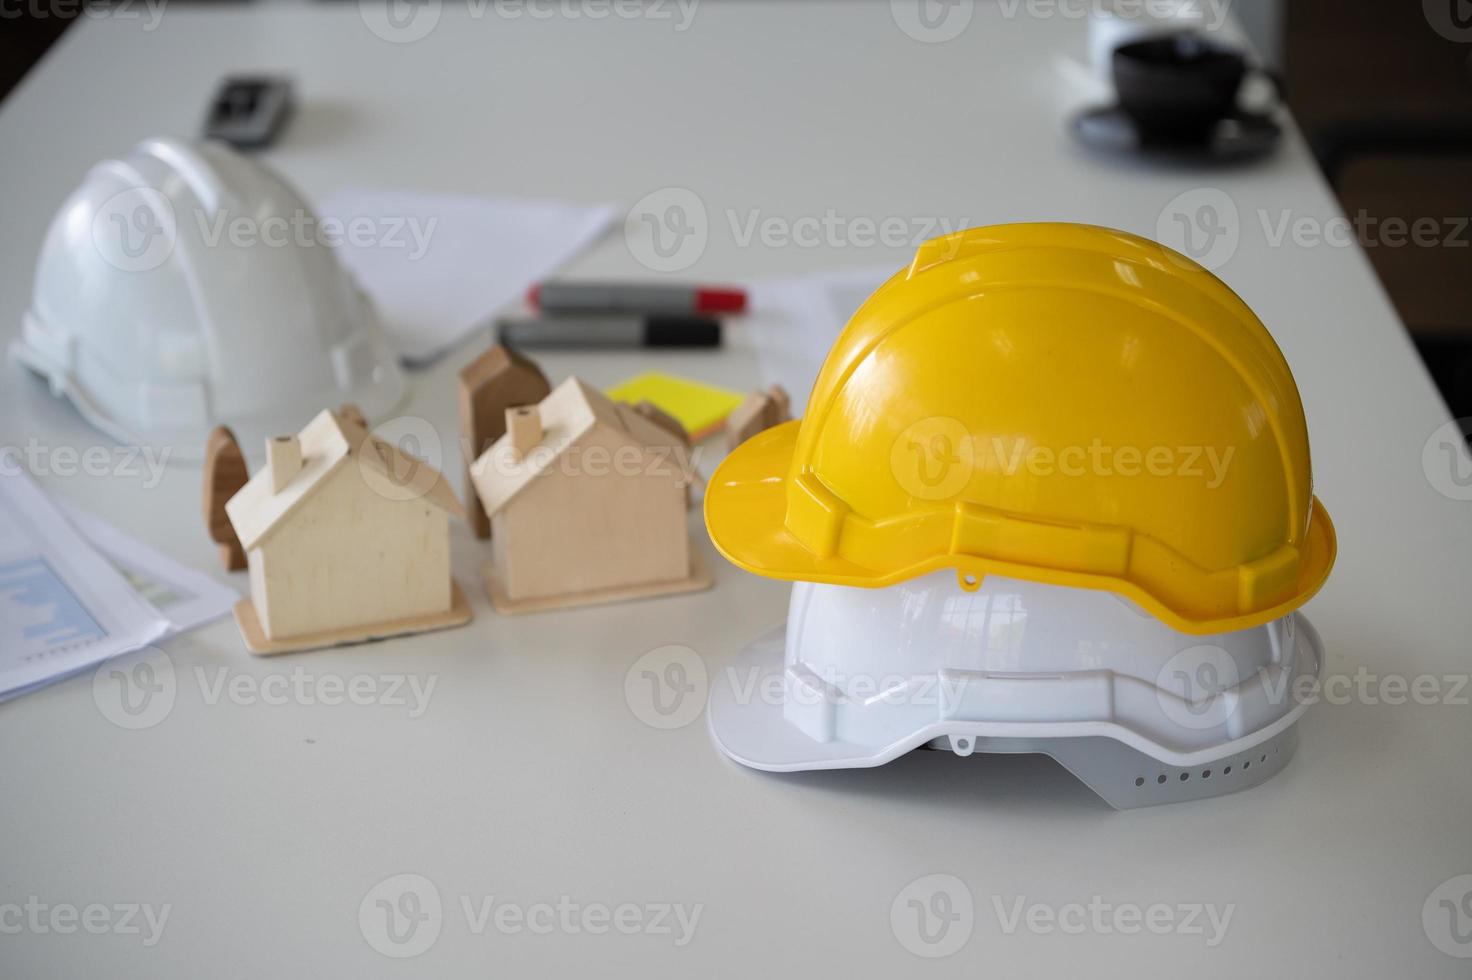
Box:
[1,3,1469,977]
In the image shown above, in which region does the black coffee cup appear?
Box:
[1112,33,1259,143]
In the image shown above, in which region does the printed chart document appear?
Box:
[60,502,237,638]
[0,461,169,702]
[319,189,618,364]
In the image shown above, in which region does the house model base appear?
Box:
[233,578,474,655]
[482,551,713,615]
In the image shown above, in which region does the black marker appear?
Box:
[496,314,721,349]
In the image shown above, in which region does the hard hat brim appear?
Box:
[705,419,1337,635]
[12,317,405,465]
[706,614,1323,808]
[706,419,892,582]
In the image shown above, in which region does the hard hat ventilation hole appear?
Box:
[1138,757,1268,789]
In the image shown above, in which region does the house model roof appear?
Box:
[471,376,688,519]
[226,409,464,551]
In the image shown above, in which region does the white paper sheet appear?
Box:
[60,502,237,638]
[319,189,618,364]
[0,461,170,702]
[746,267,893,414]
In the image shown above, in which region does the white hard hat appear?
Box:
[708,570,1324,808]
[12,138,404,456]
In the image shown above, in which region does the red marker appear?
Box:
[527,281,747,316]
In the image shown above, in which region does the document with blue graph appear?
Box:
[0,458,169,701]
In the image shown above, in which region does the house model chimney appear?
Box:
[266,435,302,493]
[506,405,542,461]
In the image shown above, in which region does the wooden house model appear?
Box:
[458,344,551,539]
[726,384,791,451]
[470,377,711,614]
[225,409,472,654]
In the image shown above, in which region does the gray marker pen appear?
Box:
[528,282,747,315]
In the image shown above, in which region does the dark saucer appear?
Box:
[1072,104,1282,164]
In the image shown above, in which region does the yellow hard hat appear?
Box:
[705,223,1336,635]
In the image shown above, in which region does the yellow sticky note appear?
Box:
[606,372,745,442]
